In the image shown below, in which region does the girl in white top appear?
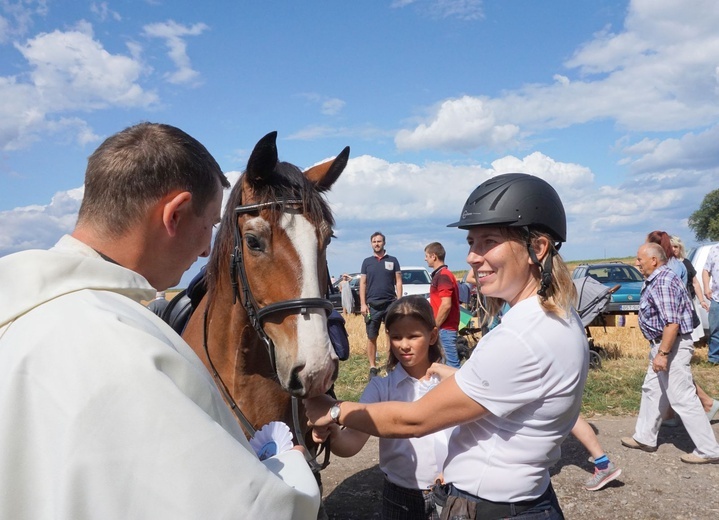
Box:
[306,174,588,519]
[313,295,449,520]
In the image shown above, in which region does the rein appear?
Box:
[202,197,333,472]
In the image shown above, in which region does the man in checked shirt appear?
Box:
[621,242,719,464]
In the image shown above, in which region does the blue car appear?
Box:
[572,262,643,314]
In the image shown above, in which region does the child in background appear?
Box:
[312,295,448,520]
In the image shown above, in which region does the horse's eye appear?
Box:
[245,234,263,252]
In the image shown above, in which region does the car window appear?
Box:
[582,265,642,283]
[402,270,431,284]
[586,268,609,282]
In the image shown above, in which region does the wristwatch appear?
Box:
[658,350,671,356]
[330,401,343,424]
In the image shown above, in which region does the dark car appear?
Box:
[329,273,360,314]
[571,262,643,313]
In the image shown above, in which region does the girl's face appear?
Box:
[465,226,540,306]
[387,316,437,379]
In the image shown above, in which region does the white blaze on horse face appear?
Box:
[280,212,337,394]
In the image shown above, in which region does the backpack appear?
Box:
[327,309,350,361]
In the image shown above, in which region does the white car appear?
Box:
[400,267,432,298]
[689,242,719,338]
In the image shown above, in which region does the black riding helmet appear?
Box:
[448,173,567,296]
[447,173,566,242]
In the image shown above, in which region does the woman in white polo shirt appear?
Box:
[306,174,588,520]
[306,173,588,519]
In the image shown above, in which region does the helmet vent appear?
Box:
[488,186,511,211]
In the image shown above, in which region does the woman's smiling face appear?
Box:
[465,227,538,306]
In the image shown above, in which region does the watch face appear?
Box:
[331,404,340,422]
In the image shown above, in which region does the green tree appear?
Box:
[688,188,719,241]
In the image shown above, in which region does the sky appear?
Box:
[1,0,718,288]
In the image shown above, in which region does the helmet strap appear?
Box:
[525,231,555,297]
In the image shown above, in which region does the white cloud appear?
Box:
[17,24,154,109]
[0,187,82,255]
[90,2,121,22]
[0,15,9,42]
[395,95,520,151]
[0,0,48,42]
[0,23,157,151]
[321,98,346,116]
[296,92,347,116]
[142,20,208,85]
[391,0,484,21]
[394,0,719,152]
[624,124,719,173]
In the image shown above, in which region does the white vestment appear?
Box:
[0,235,320,519]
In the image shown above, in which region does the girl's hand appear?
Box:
[312,425,332,443]
[304,394,336,428]
[291,445,307,455]
[427,362,457,381]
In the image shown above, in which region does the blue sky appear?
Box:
[1,0,718,287]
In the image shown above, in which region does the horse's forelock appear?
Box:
[206,162,334,298]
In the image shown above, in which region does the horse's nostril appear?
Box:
[288,364,305,393]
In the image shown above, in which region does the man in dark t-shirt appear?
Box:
[360,232,402,379]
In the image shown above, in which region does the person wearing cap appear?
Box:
[306,173,588,519]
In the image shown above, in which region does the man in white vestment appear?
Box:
[0,123,320,519]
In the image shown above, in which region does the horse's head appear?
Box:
[208,132,348,398]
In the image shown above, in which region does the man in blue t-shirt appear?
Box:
[360,232,402,379]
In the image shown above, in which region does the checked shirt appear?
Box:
[638,265,694,341]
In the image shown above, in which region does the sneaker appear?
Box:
[369,367,379,379]
[584,462,622,491]
[706,399,719,422]
[621,437,657,452]
[680,453,719,464]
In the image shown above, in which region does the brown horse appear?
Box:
[182,132,349,452]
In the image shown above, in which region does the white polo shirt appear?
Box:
[360,364,452,489]
[445,296,588,502]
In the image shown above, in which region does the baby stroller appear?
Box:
[573,277,621,369]
[456,306,481,362]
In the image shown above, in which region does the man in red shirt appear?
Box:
[425,242,461,367]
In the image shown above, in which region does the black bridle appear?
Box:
[203,197,334,472]
[229,199,334,372]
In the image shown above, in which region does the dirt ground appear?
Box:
[320,415,719,519]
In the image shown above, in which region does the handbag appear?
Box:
[431,481,477,520]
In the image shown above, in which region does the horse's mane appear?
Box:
[206,161,334,298]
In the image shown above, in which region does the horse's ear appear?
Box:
[304,146,350,192]
[246,132,279,185]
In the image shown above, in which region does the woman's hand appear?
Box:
[427,362,458,381]
[304,394,336,428]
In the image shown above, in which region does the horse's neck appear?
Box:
[184,283,291,431]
